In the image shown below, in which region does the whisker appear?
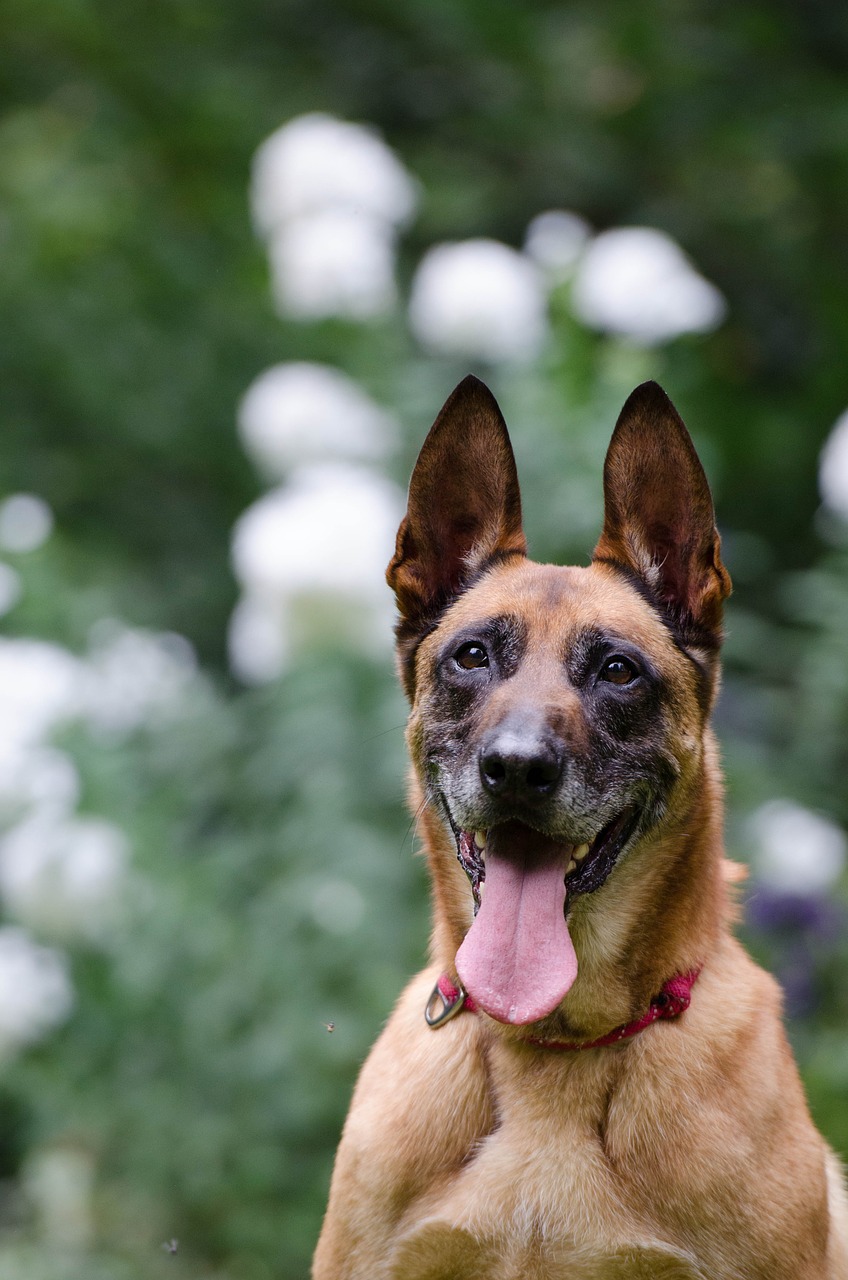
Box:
[362,724,407,744]
[401,794,429,855]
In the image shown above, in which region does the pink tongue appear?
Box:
[456,821,578,1025]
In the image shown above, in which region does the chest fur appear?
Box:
[385,1042,709,1279]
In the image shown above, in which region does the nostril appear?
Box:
[481,754,507,789]
[526,760,559,791]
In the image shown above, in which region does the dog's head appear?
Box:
[386,376,731,1028]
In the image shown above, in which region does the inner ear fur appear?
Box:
[593,381,731,647]
[386,375,526,683]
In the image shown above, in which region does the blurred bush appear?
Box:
[1,2,848,1277]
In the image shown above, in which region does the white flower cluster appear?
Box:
[749,799,846,895]
[237,362,394,478]
[0,814,129,940]
[82,620,197,738]
[0,492,54,618]
[819,407,848,522]
[0,502,76,1054]
[409,239,549,363]
[570,226,726,346]
[0,619,199,1053]
[0,927,73,1061]
[524,210,592,280]
[0,493,53,553]
[230,362,403,683]
[251,110,726,356]
[407,216,726,362]
[251,113,418,320]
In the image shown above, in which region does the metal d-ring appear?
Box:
[424,977,467,1028]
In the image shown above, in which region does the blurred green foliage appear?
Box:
[1,2,848,1277]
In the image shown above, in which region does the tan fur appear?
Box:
[313,381,848,1279]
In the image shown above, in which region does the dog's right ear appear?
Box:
[593,381,731,651]
[387,376,526,689]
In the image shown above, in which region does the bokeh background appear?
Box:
[3,2,848,1276]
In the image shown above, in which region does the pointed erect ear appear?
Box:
[387,375,526,652]
[593,382,731,647]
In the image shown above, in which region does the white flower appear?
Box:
[81,623,197,737]
[571,227,726,345]
[819,408,848,520]
[228,595,292,686]
[0,629,196,751]
[524,210,591,280]
[0,562,21,616]
[0,639,84,752]
[749,799,846,895]
[0,927,73,1058]
[0,641,84,830]
[0,746,80,825]
[238,363,395,478]
[0,494,54,553]
[409,239,549,363]
[251,113,417,235]
[229,464,403,682]
[0,815,129,939]
[267,210,398,320]
[231,464,402,599]
[251,113,418,323]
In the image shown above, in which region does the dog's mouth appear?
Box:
[453,806,639,909]
[449,807,640,1027]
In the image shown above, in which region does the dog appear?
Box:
[312,376,848,1279]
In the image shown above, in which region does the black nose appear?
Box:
[479,729,563,800]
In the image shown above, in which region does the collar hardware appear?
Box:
[424,969,700,1049]
[424,975,474,1027]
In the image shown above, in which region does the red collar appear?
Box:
[425,968,701,1050]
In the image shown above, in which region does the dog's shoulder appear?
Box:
[345,967,493,1145]
[313,967,495,1279]
[603,939,834,1275]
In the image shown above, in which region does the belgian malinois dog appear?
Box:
[313,377,848,1279]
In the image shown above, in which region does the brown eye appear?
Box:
[600,656,638,685]
[454,642,489,670]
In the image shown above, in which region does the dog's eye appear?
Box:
[600,656,638,685]
[454,642,489,670]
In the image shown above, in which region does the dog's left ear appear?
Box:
[387,375,526,676]
[593,381,731,646]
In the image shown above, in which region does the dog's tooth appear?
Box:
[474,830,487,850]
[574,843,591,862]
[566,858,577,875]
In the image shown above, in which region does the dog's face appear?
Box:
[387,377,731,1027]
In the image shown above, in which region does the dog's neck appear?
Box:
[420,732,728,1044]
